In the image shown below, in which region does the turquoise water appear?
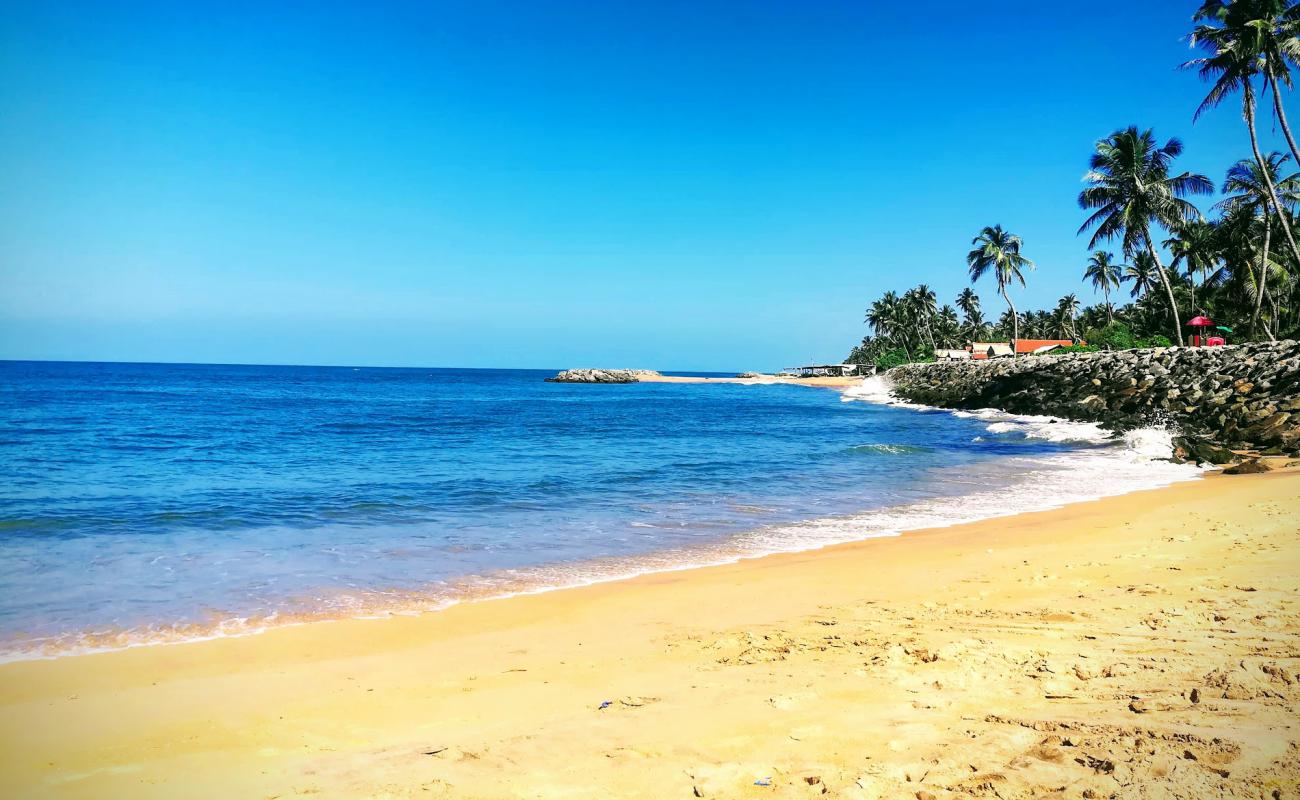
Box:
[0,361,1200,658]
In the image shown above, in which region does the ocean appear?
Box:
[0,361,1203,660]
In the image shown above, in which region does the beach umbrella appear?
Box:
[1185,315,1215,347]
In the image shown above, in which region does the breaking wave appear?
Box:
[0,370,1205,664]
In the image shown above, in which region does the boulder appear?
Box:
[545,369,661,384]
[883,342,1300,457]
[1222,459,1273,475]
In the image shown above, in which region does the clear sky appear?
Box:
[0,1,1285,370]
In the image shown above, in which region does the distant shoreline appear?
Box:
[640,373,861,388]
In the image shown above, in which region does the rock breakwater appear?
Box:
[546,369,662,383]
[884,341,1300,458]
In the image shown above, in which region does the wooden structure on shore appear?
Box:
[787,363,864,377]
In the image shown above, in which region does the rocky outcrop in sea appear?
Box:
[546,369,662,383]
[884,341,1300,460]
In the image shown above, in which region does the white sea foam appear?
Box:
[841,375,931,409]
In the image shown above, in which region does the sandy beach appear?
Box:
[1,465,1297,799]
[642,374,863,388]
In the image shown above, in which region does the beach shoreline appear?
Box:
[2,463,1297,798]
[641,374,863,388]
[0,374,1204,666]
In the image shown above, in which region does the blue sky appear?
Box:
[0,1,1285,370]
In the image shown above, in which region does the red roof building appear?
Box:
[966,339,1079,359]
[1013,339,1077,354]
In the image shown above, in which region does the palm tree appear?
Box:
[1078,127,1213,343]
[1190,1,1300,166]
[1164,219,1221,311]
[865,291,912,361]
[1186,1,1300,271]
[1215,152,1300,335]
[1083,251,1124,324]
[1124,252,1160,299]
[955,287,980,321]
[960,307,989,342]
[967,225,1033,352]
[1054,294,1082,340]
[905,284,940,350]
[993,308,1017,339]
[935,305,961,348]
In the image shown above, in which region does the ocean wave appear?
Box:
[845,443,933,455]
[843,376,1184,453]
[0,372,1207,665]
[0,437,1205,666]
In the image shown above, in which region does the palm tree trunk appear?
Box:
[1268,74,1300,170]
[1143,237,1183,344]
[1251,214,1272,340]
[1001,287,1018,358]
[896,336,912,362]
[1104,285,1113,325]
[1245,86,1300,271]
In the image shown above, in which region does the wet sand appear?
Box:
[1,467,1297,798]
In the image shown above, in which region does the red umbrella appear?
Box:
[1186,315,1214,327]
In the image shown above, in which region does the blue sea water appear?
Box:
[0,361,1201,658]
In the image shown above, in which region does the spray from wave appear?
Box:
[843,375,1201,473]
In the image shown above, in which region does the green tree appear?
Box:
[967,225,1034,352]
[1164,219,1221,311]
[935,304,961,348]
[1078,127,1213,343]
[955,288,980,319]
[1215,152,1300,336]
[1124,251,1160,299]
[1187,1,1300,273]
[865,291,913,361]
[1191,1,1300,165]
[1082,251,1124,323]
[904,284,940,350]
[1054,294,1082,339]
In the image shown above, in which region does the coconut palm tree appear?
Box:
[1124,252,1160,299]
[1054,294,1082,340]
[1215,152,1300,335]
[935,305,961,348]
[967,225,1034,353]
[1190,1,1300,166]
[955,288,980,321]
[1186,1,1300,271]
[1164,219,1222,311]
[865,291,911,361]
[1078,127,1213,343]
[960,307,989,343]
[905,284,940,350]
[1082,251,1124,324]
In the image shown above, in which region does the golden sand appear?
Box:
[1,469,1298,798]
[641,374,862,388]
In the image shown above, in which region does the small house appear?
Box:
[969,342,1014,360]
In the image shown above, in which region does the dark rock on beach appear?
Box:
[1222,459,1273,475]
[883,340,1300,461]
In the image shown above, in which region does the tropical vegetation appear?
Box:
[848,1,1300,370]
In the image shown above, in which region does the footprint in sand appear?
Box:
[768,691,817,710]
